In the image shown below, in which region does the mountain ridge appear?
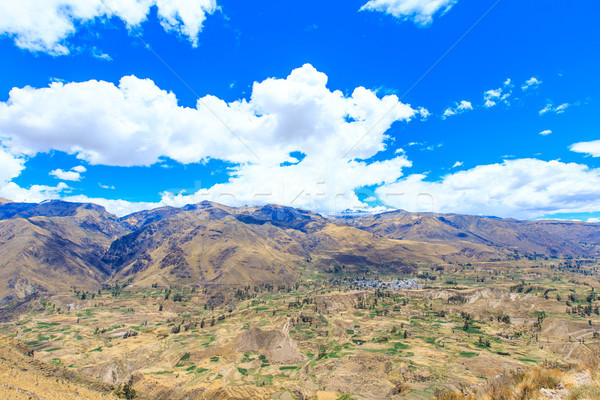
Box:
[0,199,599,301]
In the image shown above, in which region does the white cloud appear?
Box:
[588,218,600,223]
[62,195,158,216]
[49,165,87,181]
[0,64,419,215]
[0,0,218,55]
[442,100,472,119]
[451,161,463,168]
[424,143,442,151]
[539,130,552,136]
[98,183,115,190]
[0,153,74,204]
[360,0,458,26]
[539,103,569,115]
[375,158,600,219]
[570,140,600,158]
[0,147,25,185]
[91,48,113,61]
[149,154,412,216]
[484,89,501,108]
[522,77,542,91]
[49,168,82,181]
[417,107,431,120]
[483,79,513,108]
[0,181,70,203]
[0,65,418,168]
[539,105,551,115]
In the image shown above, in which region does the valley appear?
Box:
[0,200,599,399]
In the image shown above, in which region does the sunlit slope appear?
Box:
[0,335,118,400]
[344,210,600,260]
[0,201,128,301]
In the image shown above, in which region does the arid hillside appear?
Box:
[1,200,600,301]
[341,210,600,260]
[0,335,118,399]
[104,202,456,288]
[0,201,128,303]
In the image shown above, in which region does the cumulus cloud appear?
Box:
[451,161,463,168]
[0,149,73,201]
[0,64,417,167]
[360,0,458,26]
[570,140,600,158]
[156,155,413,214]
[539,130,552,136]
[49,165,86,181]
[522,77,542,91]
[0,182,70,204]
[50,168,83,181]
[0,64,419,215]
[0,147,25,185]
[539,103,569,115]
[442,100,472,119]
[483,79,513,108]
[0,0,218,55]
[375,159,600,219]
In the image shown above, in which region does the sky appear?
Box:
[0,0,599,220]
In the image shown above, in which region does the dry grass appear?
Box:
[566,350,600,400]
[0,336,119,400]
[435,361,600,400]
[485,367,561,400]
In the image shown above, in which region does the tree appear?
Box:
[116,376,136,399]
[477,336,490,348]
[317,345,327,360]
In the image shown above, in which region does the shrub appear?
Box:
[116,376,136,399]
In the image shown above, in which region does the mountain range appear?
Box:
[1,199,599,303]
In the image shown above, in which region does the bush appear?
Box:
[116,376,136,399]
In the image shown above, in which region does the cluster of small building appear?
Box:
[352,278,422,290]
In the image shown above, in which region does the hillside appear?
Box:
[0,200,128,302]
[104,202,456,288]
[0,335,118,400]
[1,200,600,300]
[341,210,600,261]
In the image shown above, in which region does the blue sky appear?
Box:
[0,0,599,219]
